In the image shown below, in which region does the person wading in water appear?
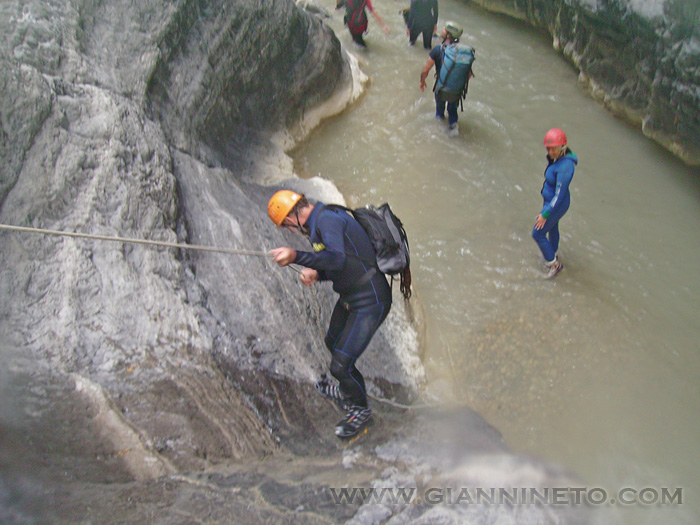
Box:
[532,128,578,278]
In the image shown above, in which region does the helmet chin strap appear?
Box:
[293,210,310,237]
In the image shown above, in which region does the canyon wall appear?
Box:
[468,0,700,165]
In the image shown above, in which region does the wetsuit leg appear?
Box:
[409,25,421,46]
[435,94,446,120]
[548,222,561,256]
[325,301,390,408]
[351,31,366,46]
[410,25,432,49]
[324,299,350,353]
[421,26,432,49]
[447,100,459,126]
[532,196,570,262]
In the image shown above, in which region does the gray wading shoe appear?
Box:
[545,257,563,279]
[314,376,352,411]
[335,406,372,438]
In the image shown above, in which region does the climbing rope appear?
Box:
[1,223,437,410]
[0,223,271,258]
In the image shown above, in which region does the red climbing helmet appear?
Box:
[543,128,567,147]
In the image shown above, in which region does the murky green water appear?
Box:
[293,1,700,523]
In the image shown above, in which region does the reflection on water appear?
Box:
[294,1,700,523]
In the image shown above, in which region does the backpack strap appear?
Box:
[434,45,460,93]
[440,47,458,90]
[311,204,381,294]
[314,205,377,267]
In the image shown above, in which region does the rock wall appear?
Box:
[467,0,700,166]
[0,0,422,484]
[0,1,594,523]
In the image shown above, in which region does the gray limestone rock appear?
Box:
[0,0,357,482]
[0,0,594,523]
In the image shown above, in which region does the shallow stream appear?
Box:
[293,1,700,523]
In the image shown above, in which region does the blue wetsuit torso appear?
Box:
[295,204,392,308]
[540,150,578,219]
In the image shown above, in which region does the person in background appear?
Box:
[267,190,392,438]
[337,0,391,47]
[407,0,438,49]
[419,21,474,136]
[532,128,578,278]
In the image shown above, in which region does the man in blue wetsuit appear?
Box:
[268,190,392,438]
[532,128,578,278]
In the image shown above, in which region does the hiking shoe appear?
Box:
[335,406,372,438]
[544,257,563,279]
[448,123,459,137]
[315,377,352,411]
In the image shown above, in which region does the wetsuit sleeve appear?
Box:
[432,0,438,25]
[294,212,347,276]
[429,45,441,65]
[541,158,575,218]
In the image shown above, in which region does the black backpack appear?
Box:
[320,203,412,299]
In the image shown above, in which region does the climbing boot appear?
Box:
[335,406,372,438]
[314,376,352,411]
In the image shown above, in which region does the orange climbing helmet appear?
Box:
[268,190,303,226]
[543,128,567,147]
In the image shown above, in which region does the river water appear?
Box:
[292,1,699,523]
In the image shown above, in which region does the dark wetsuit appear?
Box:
[408,0,438,49]
[295,204,392,408]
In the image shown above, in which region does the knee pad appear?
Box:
[329,352,353,382]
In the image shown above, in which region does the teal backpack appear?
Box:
[434,43,476,104]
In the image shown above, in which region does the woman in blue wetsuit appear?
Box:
[532,128,578,278]
[268,191,392,438]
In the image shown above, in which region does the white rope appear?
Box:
[368,394,440,410]
[0,223,271,257]
[2,223,437,409]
